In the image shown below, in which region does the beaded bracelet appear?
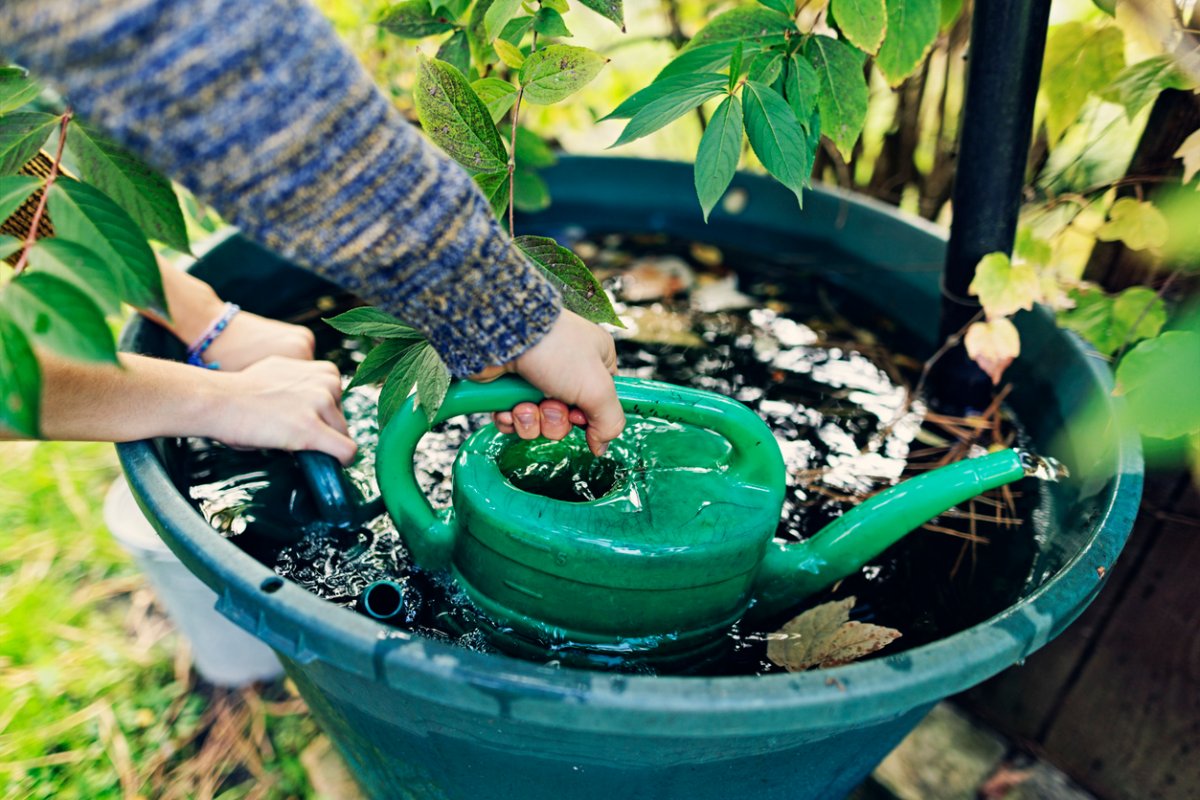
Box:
[186,302,240,369]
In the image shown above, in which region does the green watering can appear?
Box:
[303,376,1030,666]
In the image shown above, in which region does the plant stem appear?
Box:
[508,31,538,234]
[508,87,524,234]
[12,110,72,278]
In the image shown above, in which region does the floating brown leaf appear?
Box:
[766,596,901,671]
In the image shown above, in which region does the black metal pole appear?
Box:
[932,0,1053,411]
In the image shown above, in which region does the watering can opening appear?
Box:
[495,430,626,504]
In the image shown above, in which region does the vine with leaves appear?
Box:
[959,0,1199,472]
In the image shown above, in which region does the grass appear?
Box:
[0,441,322,800]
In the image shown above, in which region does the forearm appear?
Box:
[4,352,221,443]
[141,261,226,346]
[0,0,560,377]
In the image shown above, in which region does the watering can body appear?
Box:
[305,375,1029,666]
[373,377,789,665]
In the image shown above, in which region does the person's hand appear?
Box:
[146,262,316,370]
[202,356,357,464]
[475,309,624,456]
[201,310,316,370]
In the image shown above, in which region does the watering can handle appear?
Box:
[374,374,785,572]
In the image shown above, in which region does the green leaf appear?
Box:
[65,124,190,253]
[577,0,624,30]
[875,0,939,86]
[513,168,550,212]
[657,42,756,82]
[472,78,520,123]
[324,306,421,338]
[514,235,623,326]
[3,272,117,363]
[514,126,557,168]
[468,0,499,67]
[604,72,728,120]
[695,94,743,222]
[543,0,569,11]
[610,74,727,146]
[834,0,887,55]
[474,171,511,219]
[729,42,745,93]
[0,112,58,176]
[519,45,607,105]
[0,174,40,222]
[1014,227,1052,266]
[1111,286,1167,345]
[377,0,457,37]
[533,7,572,37]
[1101,55,1193,120]
[940,0,963,29]
[685,7,794,51]
[378,343,431,427]
[758,0,794,14]
[46,178,165,315]
[437,30,472,78]
[0,234,20,261]
[743,80,810,207]
[484,0,524,41]
[1057,289,1119,354]
[1040,22,1124,143]
[433,0,471,18]
[785,54,820,122]
[967,252,1041,319]
[747,51,785,85]
[378,342,451,426]
[413,58,508,175]
[1057,286,1166,356]
[0,67,40,115]
[347,337,423,390]
[802,105,821,163]
[1158,185,1200,265]
[0,313,40,437]
[1116,330,1200,440]
[499,14,534,43]
[804,36,868,160]
[415,346,452,423]
[1095,197,1168,251]
[494,38,527,69]
[25,238,122,316]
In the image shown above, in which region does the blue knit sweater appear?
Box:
[0,0,562,377]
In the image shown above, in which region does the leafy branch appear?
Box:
[345,0,623,422]
[603,0,937,218]
[0,66,186,436]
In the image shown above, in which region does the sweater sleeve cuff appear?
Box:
[386,197,563,378]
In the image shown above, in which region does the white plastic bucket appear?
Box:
[104,477,284,687]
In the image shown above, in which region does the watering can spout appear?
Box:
[746,448,1030,623]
